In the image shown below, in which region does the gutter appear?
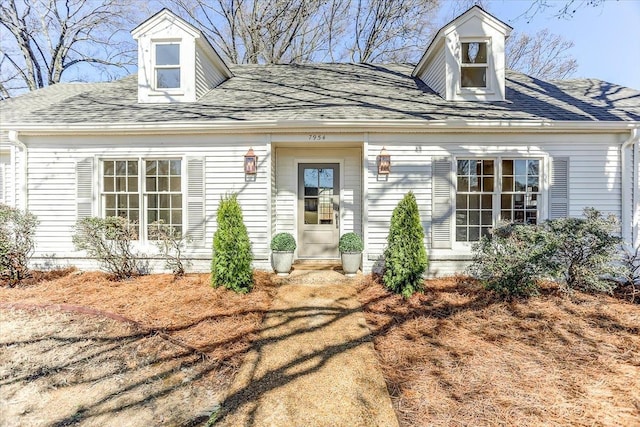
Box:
[621,127,640,247]
[7,130,28,210]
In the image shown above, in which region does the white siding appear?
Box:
[195,45,228,99]
[364,133,624,276]
[17,131,628,276]
[418,48,446,97]
[22,134,269,270]
[275,147,362,257]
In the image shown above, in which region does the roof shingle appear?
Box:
[2,64,639,124]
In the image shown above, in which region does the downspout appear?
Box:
[7,130,28,211]
[621,127,640,248]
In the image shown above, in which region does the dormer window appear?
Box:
[461,41,488,88]
[155,43,181,89]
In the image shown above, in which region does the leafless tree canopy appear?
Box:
[165,0,439,64]
[0,0,140,99]
[1,0,584,98]
[507,29,577,80]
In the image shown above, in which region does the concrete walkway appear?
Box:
[215,270,399,427]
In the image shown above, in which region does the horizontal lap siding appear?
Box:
[547,141,621,218]
[275,147,362,249]
[23,135,269,265]
[418,48,446,97]
[204,144,269,258]
[366,142,440,264]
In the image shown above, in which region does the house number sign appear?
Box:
[308,134,326,141]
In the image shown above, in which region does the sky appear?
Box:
[453,0,640,89]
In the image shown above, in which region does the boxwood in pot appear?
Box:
[339,232,363,276]
[271,232,296,275]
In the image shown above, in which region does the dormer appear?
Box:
[131,9,233,103]
[413,6,512,102]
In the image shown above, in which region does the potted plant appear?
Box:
[339,232,363,277]
[270,232,296,276]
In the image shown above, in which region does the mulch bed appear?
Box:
[0,268,278,366]
[357,275,640,427]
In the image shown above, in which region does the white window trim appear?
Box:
[99,156,186,243]
[151,40,183,94]
[457,38,494,95]
[452,155,546,251]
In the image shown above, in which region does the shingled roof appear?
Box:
[2,63,639,125]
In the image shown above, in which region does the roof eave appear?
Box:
[5,120,638,136]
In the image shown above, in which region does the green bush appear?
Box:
[0,204,39,285]
[339,232,363,253]
[149,220,192,277]
[270,232,296,252]
[383,192,428,298]
[545,208,622,293]
[72,216,138,280]
[469,208,623,298]
[211,194,253,293]
[468,223,556,297]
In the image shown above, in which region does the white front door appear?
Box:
[298,163,340,257]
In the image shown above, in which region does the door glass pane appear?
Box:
[304,169,318,196]
[304,198,318,224]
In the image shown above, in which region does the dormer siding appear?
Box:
[131,9,232,104]
[417,41,446,98]
[413,6,512,102]
[195,45,227,99]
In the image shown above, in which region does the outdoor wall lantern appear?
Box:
[377,147,391,174]
[244,148,257,174]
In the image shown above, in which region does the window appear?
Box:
[155,44,180,89]
[456,158,541,242]
[102,159,183,240]
[461,41,487,88]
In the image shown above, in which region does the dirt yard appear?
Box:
[357,276,640,427]
[0,269,277,426]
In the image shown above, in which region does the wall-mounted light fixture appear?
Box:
[244,148,257,174]
[377,147,391,174]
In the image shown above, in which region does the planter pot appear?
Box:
[271,251,294,276]
[341,252,362,277]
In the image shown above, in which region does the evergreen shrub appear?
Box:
[383,192,428,298]
[545,208,622,293]
[468,223,555,297]
[338,232,363,253]
[211,194,253,293]
[270,232,296,252]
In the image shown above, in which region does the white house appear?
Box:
[1,6,639,275]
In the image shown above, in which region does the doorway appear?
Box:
[297,163,340,257]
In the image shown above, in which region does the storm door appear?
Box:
[297,164,340,257]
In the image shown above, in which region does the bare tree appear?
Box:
[347,0,439,63]
[165,0,344,64]
[0,0,141,99]
[521,0,604,20]
[507,29,577,80]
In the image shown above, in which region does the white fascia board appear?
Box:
[6,120,639,137]
[131,9,200,40]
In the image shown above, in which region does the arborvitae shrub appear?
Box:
[383,192,428,298]
[0,204,38,285]
[211,194,253,293]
